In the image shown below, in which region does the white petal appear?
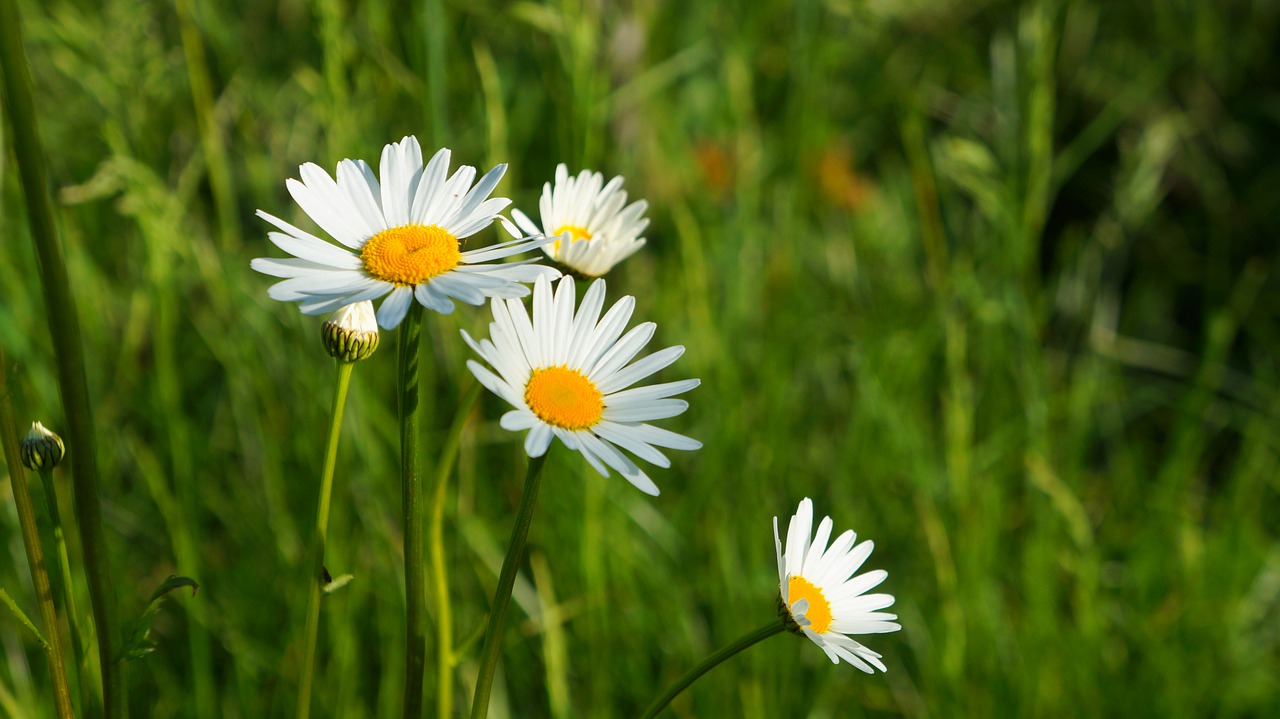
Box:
[601,399,688,423]
[414,282,457,314]
[429,273,487,306]
[587,322,655,381]
[803,517,834,577]
[525,423,554,457]
[411,147,451,221]
[266,231,361,269]
[376,285,414,328]
[785,499,814,578]
[290,164,373,245]
[251,257,332,279]
[604,379,700,405]
[380,137,423,226]
[336,159,385,233]
[591,424,670,468]
[594,346,686,395]
[512,208,543,237]
[465,360,524,408]
[621,423,703,451]
[570,294,635,370]
[499,410,539,431]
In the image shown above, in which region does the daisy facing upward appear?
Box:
[462,274,701,495]
[251,136,561,329]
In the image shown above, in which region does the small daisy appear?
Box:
[462,275,700,495]
[511,164,648,277]
[251,136,561,329]
[775,498,901,672]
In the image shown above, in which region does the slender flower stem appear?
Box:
[399,305,427,719]
[0,3,122,715]
[38,466,91,716]
[296,361,355,719]
[430,380,482,719]
[0,356,74,719]
[639,620,787,719]
[470,452,550,719]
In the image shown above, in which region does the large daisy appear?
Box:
[251,136,561,329]
[775,498,900,672]
[511,164,648,277]
[462,275,700,495]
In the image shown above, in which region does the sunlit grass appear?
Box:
[2,0,1279,716]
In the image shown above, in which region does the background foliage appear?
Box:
[3,0,1280,716]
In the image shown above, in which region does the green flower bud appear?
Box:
[20,421,65,471]
[322,301,379,363]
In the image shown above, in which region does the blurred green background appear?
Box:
[3,0,1280,716]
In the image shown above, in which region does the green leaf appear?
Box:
[121,575,199,662]
[0,586,48,650]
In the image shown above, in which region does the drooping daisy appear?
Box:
[462,275,700,495]
[511,164,648,277]
[775,498,901,672]
[251,136,561,329]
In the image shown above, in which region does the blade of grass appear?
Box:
[0,4,123,715]
[0,353,74,718]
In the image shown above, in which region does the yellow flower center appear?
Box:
[360,224,461,285]
[550,224,593,254]
[788,576,833,634]
[525,366,603,430]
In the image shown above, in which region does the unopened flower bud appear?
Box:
[322,301,379,363]
[20,421,65,471]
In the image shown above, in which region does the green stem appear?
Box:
[399,305,427,719]
[38,467,92,716]
[0,356,74,719]
[430,381,482,719]
[296,361,355,719]
[639,620,786,719]
[470,452,550,719]
[0,6,122,715]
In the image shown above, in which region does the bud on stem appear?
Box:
[20,421,65,471]
[321,301,379,363]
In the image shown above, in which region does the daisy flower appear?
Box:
[251,136,561,329]
[775,498,900,672]
[511,164,648,277]
[462,275,700,495]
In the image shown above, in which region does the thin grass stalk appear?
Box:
[470,452,550,719]
[422,0,448,143]
[430,380,482,718]
[0,3,123,715]
[399,304,427,719]
[0,354,75,719]
[639,621,786,719]
[297,360,355,719]
[37,465,91,716]
[174,0,239,251]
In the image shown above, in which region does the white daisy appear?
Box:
[774,498,901,672]
[511,164,648,277]
[251,136,561,329]
[462,275,700,495]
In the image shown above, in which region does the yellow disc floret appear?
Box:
[553,224,593,242]
[361,224,461,285]
[525,366,604,430]
[787,576,833,634]
[550,224,593,254]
